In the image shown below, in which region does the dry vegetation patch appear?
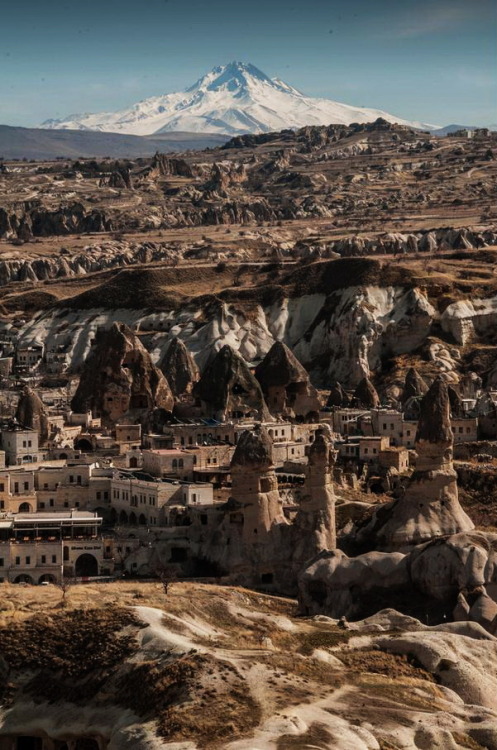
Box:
[117,652,261,747]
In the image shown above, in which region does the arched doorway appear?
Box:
[110,508,118,524]
[129,455,139,468]
[18,502,32,513]
[74,553,98,577]
[129,511,137,525]
[15,738,43,750]
[14,574,33,584]
[75,438,93,452]
[138,513,147,525]
[75,739,99,750]
[119,510,128,525]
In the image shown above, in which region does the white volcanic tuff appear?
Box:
[17,285,435,386]
[41,61,435,136]
[442,295,497,345]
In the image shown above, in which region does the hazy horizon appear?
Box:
[1,0,496,129]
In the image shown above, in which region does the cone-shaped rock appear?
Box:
[326,381,348,408]
[193,345,270,421]
[230,427,287,544]
[255,340,320,418]
[402,368,428,405]
[159,337,199,399]
[72,322,174,426]
[358,376,474,549]
[294,428,337,563]
[415,376,453,446]
[447,385,464,418]
[353,377,380,408]
[15,386,49,444]
[231,427,273,469]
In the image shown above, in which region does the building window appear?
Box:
[0,558,4,567]
[15,556,20,565]
[52,555,56,564]
[41,555,46,564]
[69,475,74,483]
[24,482,29,491]
[49,499,54,507]
[0,483,4,492]
[14,483,19,494]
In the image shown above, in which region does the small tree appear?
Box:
[154,562,178,595]
[57,574,74,608]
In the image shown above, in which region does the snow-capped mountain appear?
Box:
[41,62,435,136]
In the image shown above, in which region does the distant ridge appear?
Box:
[0,125,228,160]
[40,61,436,136]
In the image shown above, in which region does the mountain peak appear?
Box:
[187,61,275,94]
[41,62,437,136]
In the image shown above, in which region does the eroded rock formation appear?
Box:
[255,340,321,418]
[230,427,287,545]
[293,428,337,565]
[159,336,199,400]
[357,376,474,550]
[72,322,174,426]
[15,386,49,444]
[352,376,380,408]
[402,367,428,405]
[193,345,270,421]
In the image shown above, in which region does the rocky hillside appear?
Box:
[8,252,497,392]
[1,122,496,245]
[0,581,496,749]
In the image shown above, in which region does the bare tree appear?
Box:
[56,573,74,607]
[154,562,178,595]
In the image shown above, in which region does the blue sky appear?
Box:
[1,0,495,127]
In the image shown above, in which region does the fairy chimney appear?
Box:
[255,340,320,419]
[72,322,174,427]
[194,345,270,421]
[230,427,287,544]
[159,337,199,400]
[363,376,474,550]
[294,428,337,562]
[15,386,49,445]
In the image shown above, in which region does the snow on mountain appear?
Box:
[41,61,436,136]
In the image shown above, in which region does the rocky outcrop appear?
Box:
[326,381,349,407]
[402,367,428,404]
[71,322,173,426]
[106,167,133,189]
[15,386,49,444]
[352,376,380,408]
[356,377,474,550]
[293,428,337,565]
[230,427,287,545]
[193,345,270,421]
[147,152,195,179]
[254,340,321,419]
[159,337,199,400]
